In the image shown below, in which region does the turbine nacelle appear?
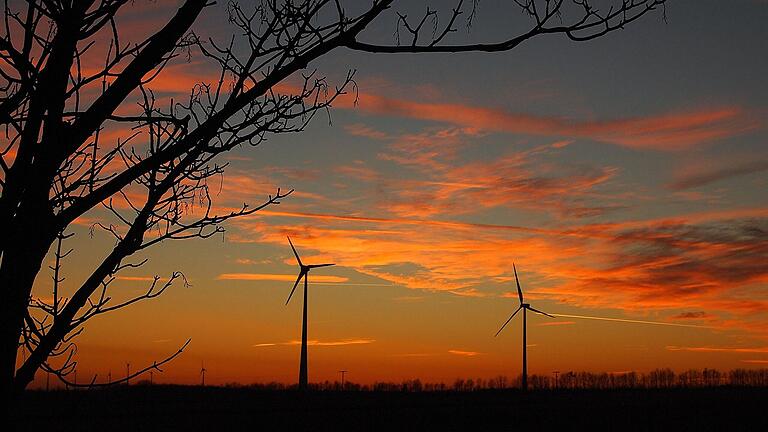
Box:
[285,237,335,305]
[495,264,555,337]
[300,263,335,272]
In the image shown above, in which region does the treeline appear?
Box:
[529,368,768,390]
[224,368,768,391]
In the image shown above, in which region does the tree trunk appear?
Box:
[0,234,53,412]
[0,187,57,404]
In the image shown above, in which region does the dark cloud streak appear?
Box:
[671,159,768,189]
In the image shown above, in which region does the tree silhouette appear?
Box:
[0,0,667,403]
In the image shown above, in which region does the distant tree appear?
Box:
[729,369,749,387]
[474,377,485,390]
[647,368,675,388]
[528,374,549,390]
[678,369,702,387]
[702,368,723,387]
[0,0,668,404]
[464,378,475,391]
[452,378,466,391]
[620,371,638,388]
[488,375,508,390]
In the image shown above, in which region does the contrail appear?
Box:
[551,313,714,329]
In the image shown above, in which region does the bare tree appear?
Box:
[0,0,666,403]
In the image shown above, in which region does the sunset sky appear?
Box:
[24,0,768,387]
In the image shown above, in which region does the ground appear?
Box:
[14,386,768,431]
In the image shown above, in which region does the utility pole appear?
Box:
[339,370,347,389]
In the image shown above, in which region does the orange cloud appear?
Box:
[667,346,768,354]
[217,273,349,283]
[214,169,326,207]
[235,258,272,265]
[255,210,559,236]
[174,149,768,339]
[545,218,768,314]
[449,288,492,298]
[344,123,389,140]
[670,159,768,190]
[389,154,617,218]
[224,197,768,340]
[447,350,483,357]
[335,125,625,219]
[671,311,716,320]
[334,161,381,182]
[253,339,375,347]
[336,92,755,150]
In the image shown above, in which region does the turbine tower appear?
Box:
[200,361,207,387]
[495,264,555,391]
[286,237,335,391]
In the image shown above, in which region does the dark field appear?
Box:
[14,386,768,431]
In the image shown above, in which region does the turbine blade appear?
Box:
[494,306,522,337]
[287,236,303,267]
[513,263,524,304]
[285,271,304,305]
[308,263,335,269]
[528,306,555,318]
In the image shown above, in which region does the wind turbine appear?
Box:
[200,361,207,387]
[286,236,335,391]
[495,264,555,391]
